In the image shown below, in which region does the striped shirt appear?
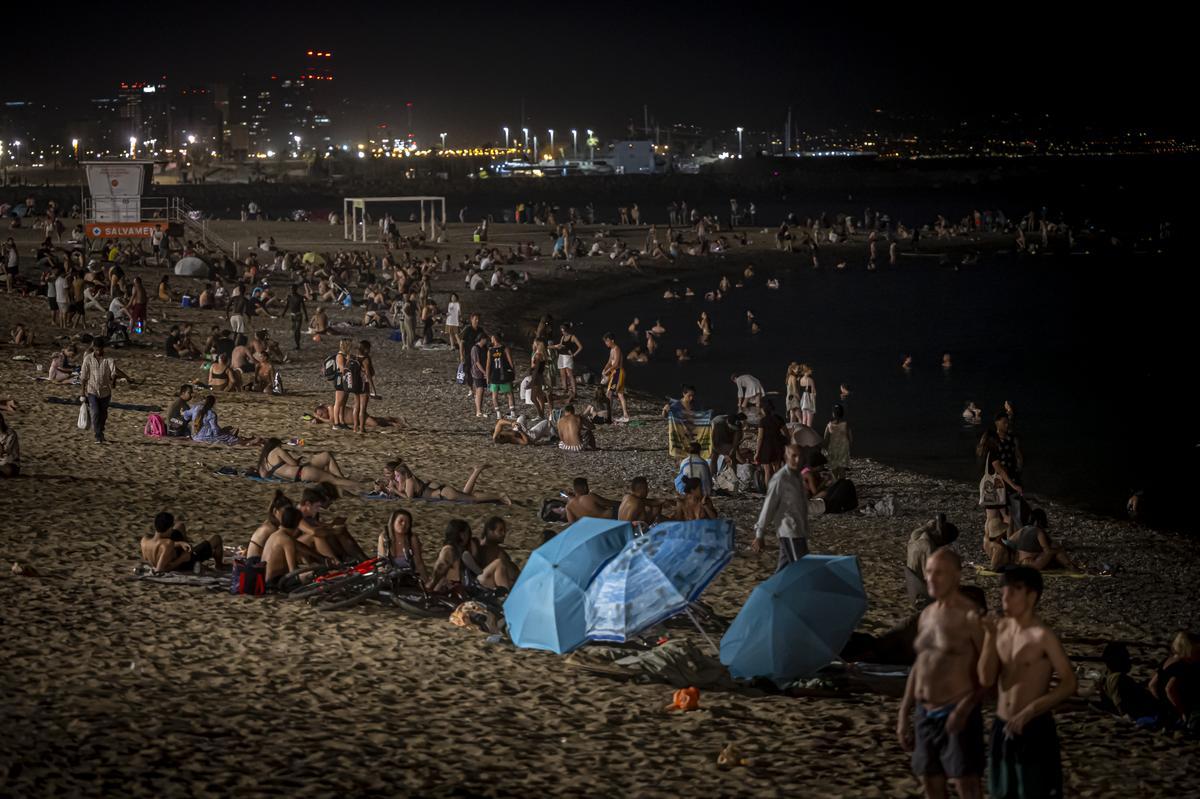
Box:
[79,352,117,398]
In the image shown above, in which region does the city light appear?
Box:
[440,132,447,150]
[187,134,196,145]
[503,126,509,149]
[571,128,578,158]
[736,126,744,158]
[548,129,554,160]
[129,136,137,157]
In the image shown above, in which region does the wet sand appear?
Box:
[1,220,1197,797]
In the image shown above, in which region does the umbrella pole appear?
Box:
[685,606,719,655]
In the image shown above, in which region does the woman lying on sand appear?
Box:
[389,462,511,505]
[308,403,404,430]
[255,438,360,489]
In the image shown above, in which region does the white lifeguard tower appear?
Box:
[343,195,447,243]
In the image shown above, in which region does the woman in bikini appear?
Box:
[426,519,472,592]
[255,437,360,489]
[208,352,240,392]
[391,462,511,505]
[330,338,353,431]
[351,340,376,434]
[376,508,428,583]
[246,491,294,560]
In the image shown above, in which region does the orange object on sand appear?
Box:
[667,686,700,711]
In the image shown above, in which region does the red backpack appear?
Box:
[230,557,267,596]
[144,413,166,438]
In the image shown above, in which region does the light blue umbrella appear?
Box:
[503,518,633,654]
[720,555,867,685]
[585,518,734,643]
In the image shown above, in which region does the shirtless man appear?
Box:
[470,517,520,590]
[296,488,367,563]
[557,405,595,451]
[617,476,665,523]
[897,547,985,799]
[140,511,224,573]
[978,566,1075,799]
[262,507,323,589]
[564,477,616,523]
[601,332,629,422]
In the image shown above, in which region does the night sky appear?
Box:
[8,3,1191,142]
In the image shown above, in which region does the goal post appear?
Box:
[342,196,447,242]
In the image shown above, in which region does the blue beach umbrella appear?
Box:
[504,518,634,654]
[719,555,867,685]
[585,518,734,643]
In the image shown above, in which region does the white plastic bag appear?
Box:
[77,399,90,430]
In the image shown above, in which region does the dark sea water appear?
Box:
[568,251,1197,532]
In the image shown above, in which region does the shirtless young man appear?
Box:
[564,477,616,523]
[140,511,224,573]
[617,476,665,523]
[296,488,368,563]
[470,517,520,590]
[978,566,1075,799]
[262,507,323,589]
[601,333,630,423]
[557,405,595,452]
[672,477,718,520]
[897,547,986,799]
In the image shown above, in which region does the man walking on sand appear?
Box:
[897,547,986,799]
[79,338,135,444]
[751,443,809,571]
[978,566,1075,799]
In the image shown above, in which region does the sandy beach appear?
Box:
[1,219,1198,797]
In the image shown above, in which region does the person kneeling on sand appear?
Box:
[617,476,666,523]
[1009,508,1080,572]
[296,487,368,563]
[469,516,520,590]
[557,405,596,451]
[564,477,617,522]
[140,511,224,573]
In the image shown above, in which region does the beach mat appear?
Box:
[359,491,479,504]
[214,466,286,483]
[974,565,1109,579]
[45,396,160,412]
[127,564,229,589]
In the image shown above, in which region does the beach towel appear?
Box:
[213,466,285,483]
[665,399,713,459]
[127,564,229,589]
[974,565,1109,579]
[359,491,478,504]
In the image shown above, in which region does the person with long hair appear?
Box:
[377,508,428,582]
[697,311,712,346]
[823,403,853,480]
[246,491,295,559]
[255,438,359,488]
[528,338,550,419]
[351,340,376,433]
[754,398,789,487]
[183,395,253,445]
[390,462,511,505]
[798,364,817,427]
[330,338,353,431]
[785,362,803,423]
[552,323,582,401]
[427,519,472,592]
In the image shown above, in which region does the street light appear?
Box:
[736,126,744,158]
[522,127,529,157]
[440,132,447,150]
[571,128,578,158]
[548,129,554,161]
[129,136,138,158]
[586,129,594,162]
[294,134,301,155]
[502,126,509,149]
[71,138,78,161]
[187,134,196,145]
[533,135,538,160]
[13,140,20,166]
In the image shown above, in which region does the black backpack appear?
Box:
[321,353,339,380]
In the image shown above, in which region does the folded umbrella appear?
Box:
[504,518,633,654]
[720,555,867,685]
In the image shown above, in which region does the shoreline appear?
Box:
[1,220,1198,796]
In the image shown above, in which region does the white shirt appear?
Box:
[734,374,765,402]
[445,301,461,327]
[754,467,809,540]
[54,275,69,303]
